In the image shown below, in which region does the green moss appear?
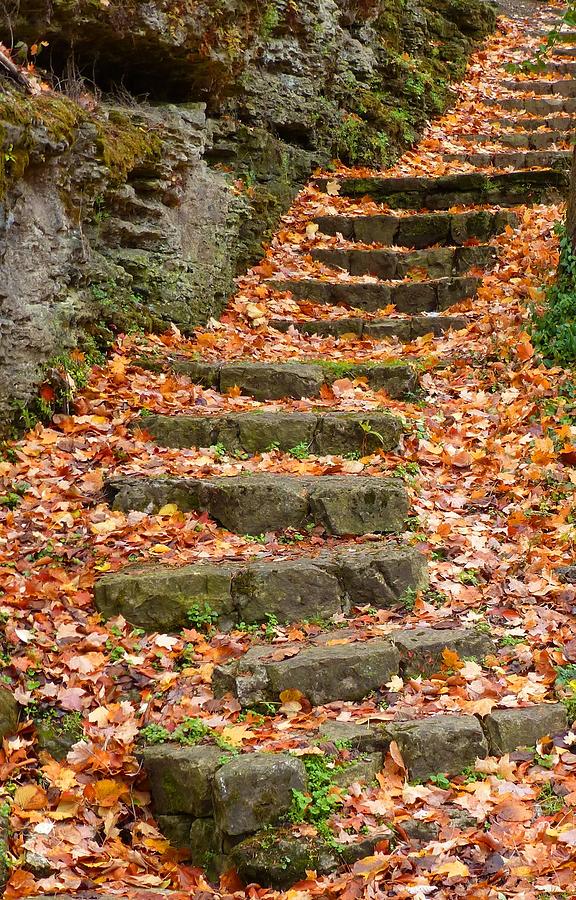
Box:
[95,110,162,184]
[0,87,84,197]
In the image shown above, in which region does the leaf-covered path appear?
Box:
[3,3,576,898]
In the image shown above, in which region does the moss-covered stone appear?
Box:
[482,704,567,755]
[213,754,307,836]
[385,714,489,780]
[230,829,340,888]
[140,745,228,816]
[0,687,18,741]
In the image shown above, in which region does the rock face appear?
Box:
[0,0,495,430]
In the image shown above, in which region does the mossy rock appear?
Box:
[230,829,340,888]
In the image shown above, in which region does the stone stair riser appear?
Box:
[134,410,402,454]
[135,358,418,401]
[499,96,576,114]
[270,314,468,341]
[105,474,410,536]
[502,78,576,96]
[268,275,479,314]
[442,150,571,168]
[311,245,496,278]
[494,114,576,131]
[94,545,428,630]
[314,209,517,246]
[314,170,568,207]
[212,627,495,707]
[462,130,571,148]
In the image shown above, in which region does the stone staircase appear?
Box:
[82,15,576,888]
[10,9,576,896]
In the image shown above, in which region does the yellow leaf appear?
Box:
[150,544,172,554]
[93,778,127,807]
[442,647,463,670]
[434,860,469,877]
[14,784,48,810]
[157,503,179,516]
[279,689,305,703]
[353,854,389,877]
[50,797,81,820]
[220,724,252,748]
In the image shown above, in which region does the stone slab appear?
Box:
[314,209,517,247]
[267,275,479,314]
[313,170,568,207]
[106,474,410,536]
[311,245,497,279]
[386,714,489,780]
[271,314,468,341]
[135,409,402,454]
[213,753,307,836]
[95,543,428,630]
[482,703,567,754]
[212,626,492,707]
[136,356,418,400]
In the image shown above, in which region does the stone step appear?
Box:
[545,58,576,72]
[313,169,568,208]
[135,356,418,400]
[501,78,576,96]
[141,701,567,886]
[213,625,496,706]
[551,44,576,55]
[311,244,497,278]
[494,114,576,130]
[461,129,570,148]
[105,474,409,536]
[271,314,468,341]
[268,274,479,314]
[94,543,428,631]
[313,208,517,247]
[442,149,571,167]
[535,29,576,42]
[498,95,576,113]
[134,409,402,454]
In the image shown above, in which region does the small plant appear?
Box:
[563,696,576,723]
[140,723,171,744]
[173,718,209,745]
[399,587,418,611]
[186,602,219,631]
[461,766,487,784]
[210,442,228,460]
[533,753,555,770]
[538,781,564,815]
[531,225,576,366]
[458,568,480,586]
[289,441,311,459]
[429,773,451,789]
[392,462,421,483]
[245,533,267,544]
[359,420,387,450]
[556,663,576,686]
[288,753,345,841]
[500,634,525,647]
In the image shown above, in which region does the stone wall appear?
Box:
[0,0,496,430]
